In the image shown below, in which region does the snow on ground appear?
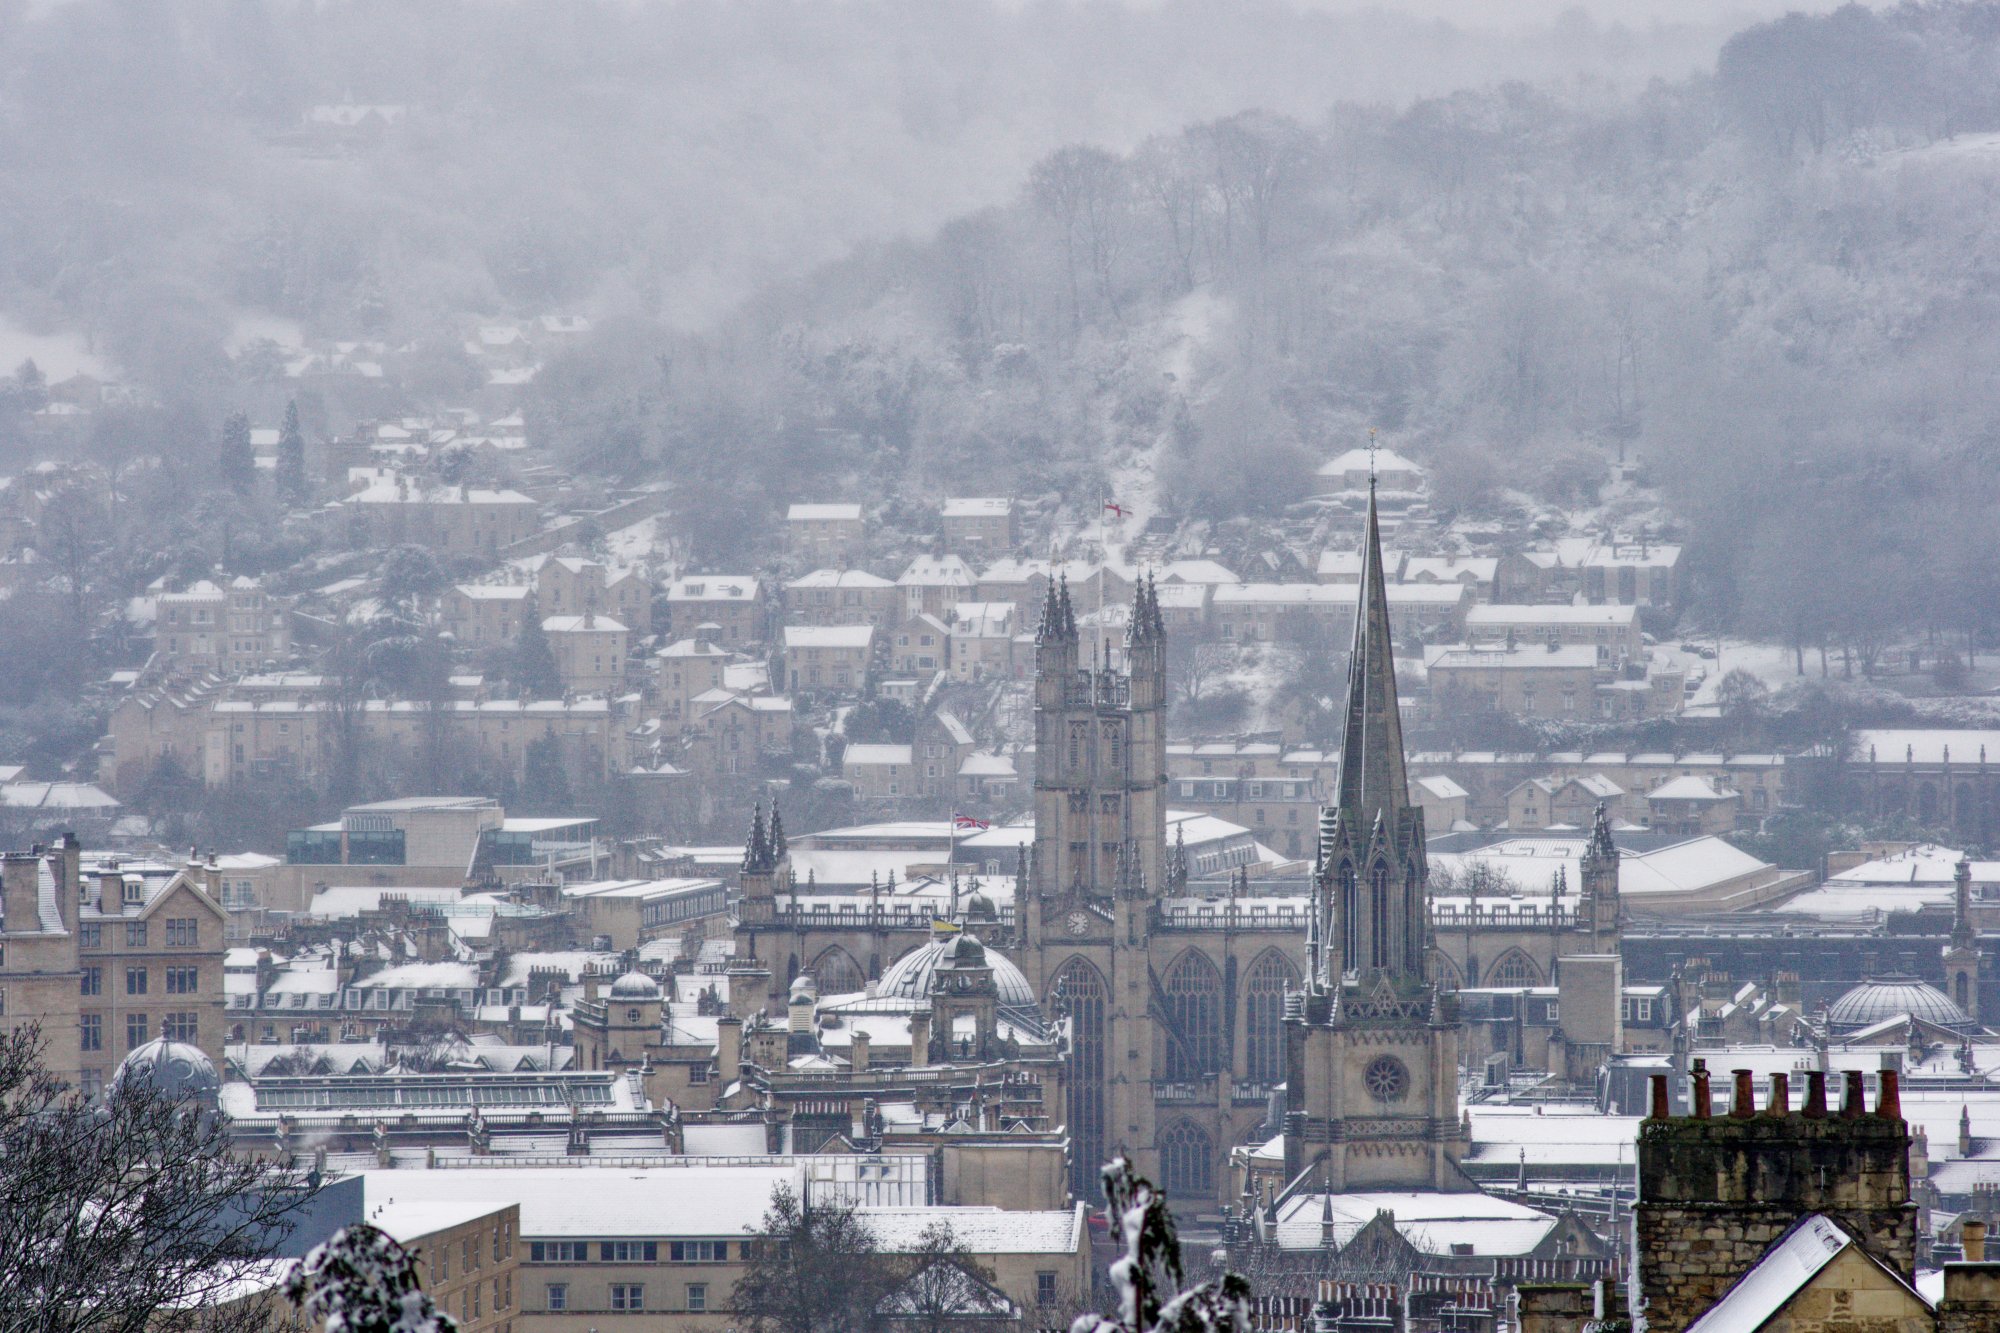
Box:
[0,315,104,380]
[1656,635,2000,727]
[1206,640,1294,734]
[603,514,665,567]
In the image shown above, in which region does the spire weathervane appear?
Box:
[1368,426,1378,491]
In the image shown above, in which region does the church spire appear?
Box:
[1335,483,1412,834]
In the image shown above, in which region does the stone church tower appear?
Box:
[1017,575,1171,1196]
[1283,485,1473,1193]
[1945,855,1980,1021]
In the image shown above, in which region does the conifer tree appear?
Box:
[276,399,308,503]
[218,410,254,493]
[514,603,561,698]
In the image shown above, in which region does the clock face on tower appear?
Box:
[1064,909,1092,937]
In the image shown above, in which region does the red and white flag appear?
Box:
[1102,500,1127,519]
[952,813,991,832]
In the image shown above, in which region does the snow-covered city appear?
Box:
[4,3,2000,1332]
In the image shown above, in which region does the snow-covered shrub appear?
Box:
[284,1223,457,1333]
[1072,1158,1251,1333]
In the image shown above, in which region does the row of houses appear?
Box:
[785,497,1018,565]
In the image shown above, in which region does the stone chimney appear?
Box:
[850,1029,870,1073]
[909,1008,932,1065]
[56,833,80,930]
[97,866,124,916]
[0,851,38,933]
[727,961,772,1020]
[1637,1069,1915,1333]
[1939,1251,2000,1333]
[716,1015,742,1079]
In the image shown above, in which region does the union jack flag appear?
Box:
[952,813,990,832]
[1102,500,1128,519]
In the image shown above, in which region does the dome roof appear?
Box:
[113,1036,220,1102]
[943,934,987,966]
[608,970,662,1000]
[880,935,1036,1011]
[962,889,999,922]
[1827,974,1973,1032]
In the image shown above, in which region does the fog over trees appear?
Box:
[0,0,1994,826]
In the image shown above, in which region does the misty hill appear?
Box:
[0,0,1840,351]
[522,1,2000,665]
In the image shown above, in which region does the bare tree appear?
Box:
[1168,638,1234,707]
[733,1183,899,1333]
[1030,144,1129,330]
[0,1024,313,1333]
[882,1221,1007,1333]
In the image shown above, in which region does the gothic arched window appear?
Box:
[1369,861,1392,970]
[808,946,865,996]
[1160,1120,1213,1198]
[1051,958,1107,1199]
[1162,951,1222,1082]
[1490,950,1542,987]
[1244,950,1300,1086]
[1339,862,1358,973]
[1404,870,1426,975]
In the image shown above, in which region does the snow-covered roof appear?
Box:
[789,568,894,590]
[784,625,875,649]
[306,886,465,919]
[667,576,758,602]
[788,503,863,521]
[1157,559,1237,585]
[1466,604,1637,627]
[1320,447,1423,477]
[899,554,977,585]
[361,1166,800,1239]
[1272,1191,1553,1256]
[939,498,1012,519]
[857,1204,1084,1254]
[1403,556,1498,584]
[845,744,914,768]
[0,781,119,810]
[350,960,481,989]
[1465,1106,1643,1170]
[1685,1215,1924,1333]
[543,614,628,633]
[1430,644,1600,671]
[1649,776,1736,802]
[347,479,534,507]
[1851,729,2000,765]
